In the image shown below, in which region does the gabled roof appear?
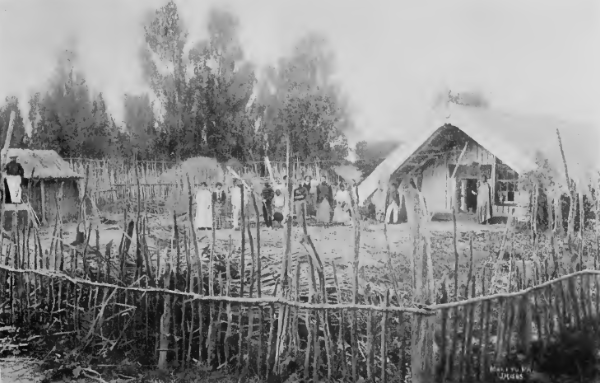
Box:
[444,103,598,183]
[358,103,598,201]
[1,149,82,179]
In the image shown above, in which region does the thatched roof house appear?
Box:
[1,149,83,225]
[358,101,598,223]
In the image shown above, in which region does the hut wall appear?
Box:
[419,140,530,218]
[28,179,80,224]
[420,162,449,214]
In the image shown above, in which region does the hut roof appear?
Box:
[1,149,82,179]
[358,103,598,200]
[159,156,224,185]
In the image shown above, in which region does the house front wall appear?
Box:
[417,140,529,218]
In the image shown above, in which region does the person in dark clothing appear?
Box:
[293,179,308,227]
[5,156,24,177]
[212,182,227,229]
[304,175,316,216]
[4,156,25,203]
[316,176,333,223]
[261,181,275,228]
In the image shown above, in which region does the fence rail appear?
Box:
[1,237,598,382]
[2,160,599,381]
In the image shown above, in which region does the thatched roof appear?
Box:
[333,164,363,184]
[358,102,598,200]
[159,156,225,185]
[1,149,82,179]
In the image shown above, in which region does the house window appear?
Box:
[495,163,519,205]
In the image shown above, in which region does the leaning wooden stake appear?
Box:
[157,263,172,370]
[0,111,16,258]
[274,134,293,376]
[557,129,575,240]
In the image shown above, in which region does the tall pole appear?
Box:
[0,111,16,250]
[274,131,293,375]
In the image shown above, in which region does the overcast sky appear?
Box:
[0,0,598,147]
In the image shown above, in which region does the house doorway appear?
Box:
[465,179,478,213]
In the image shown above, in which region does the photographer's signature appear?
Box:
[490,364,531,381]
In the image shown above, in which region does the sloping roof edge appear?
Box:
[358,104,597,202]
[357,118,445,201]
[0,149,83,179]
[444,112,538,175]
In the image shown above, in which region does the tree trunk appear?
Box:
[404,178,435,383]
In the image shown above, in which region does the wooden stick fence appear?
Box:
[1,222,599,382]
[0,157,598,381]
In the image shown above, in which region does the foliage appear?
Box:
[257,34,351,164]
[28,50,124,158]
[354,157,385,180]
[4,1,355,166]
[123,94,159,158]
[140,1,259,163]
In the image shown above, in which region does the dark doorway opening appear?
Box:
[466,179,478,213]
[387,195,408,224]
[4,179,12,204]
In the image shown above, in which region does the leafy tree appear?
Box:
[29,50,122,158]
[355,140,368,159]
[257,34,351,165]
[189,9,259,163]
[141,1,258,162]
[354,141,385,179]
[0,97,28,149]
[123,94,158,159]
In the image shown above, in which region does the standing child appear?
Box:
[272,188,286,229]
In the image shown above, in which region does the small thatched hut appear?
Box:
[1,149,83,225]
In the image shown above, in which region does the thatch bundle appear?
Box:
[159,156,225,186]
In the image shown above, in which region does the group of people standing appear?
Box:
[367,175,494,225]
[193,182,230,230]
[285,175,358,227]
[193,174,361,232]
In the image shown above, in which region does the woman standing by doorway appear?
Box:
[475,176,493,224]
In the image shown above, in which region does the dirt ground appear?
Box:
[0,358,44,383]
[26,211,587,301]
[30,214,512,299]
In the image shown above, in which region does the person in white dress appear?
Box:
[195,182,213,230]
[475,176,493,224]
[385,182,401,224]
[332,183,352,225]
[372,182,387,222]
[4,155,24,203]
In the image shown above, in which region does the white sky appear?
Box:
[0,0,599,147]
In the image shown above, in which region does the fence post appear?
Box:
[158,263,172,370]
[403,179,435,383]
